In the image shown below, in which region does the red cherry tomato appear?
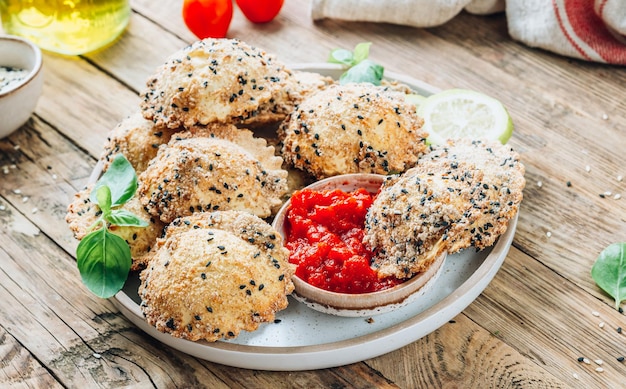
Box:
[235,0,284,23]
[182,0,233,39]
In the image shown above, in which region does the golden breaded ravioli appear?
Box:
[140,38,294,129]
[138,211,294,342]
[363,169,470,279]
[239,70,335,128]
[279,83,428,179]
[137,131,288,223]
[100,111,178,174]
[364,139,525,279]
[419,139,526,253]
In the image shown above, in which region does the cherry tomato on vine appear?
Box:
[182,0,233,39]
[235,0,284,23]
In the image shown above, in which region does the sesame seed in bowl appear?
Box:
[0,35,43,139]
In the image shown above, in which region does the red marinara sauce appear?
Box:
[284,188,404,294]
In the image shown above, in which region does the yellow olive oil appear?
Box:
[0,0,130,55]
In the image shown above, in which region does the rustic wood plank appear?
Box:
[366,314,567,388]
[367,243,626,387]
[465,247,626,387]
[36,52,139,158]
[0,118,95,256]
[132,0,341,63]
[0,210,110,387]
[85,12,189,93]
[198,362,399,389]
[131,0,199,44]
[0,326,63,389]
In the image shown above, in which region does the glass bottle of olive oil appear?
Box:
[0,0,130,55]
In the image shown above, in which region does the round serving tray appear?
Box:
[107,64,518,371]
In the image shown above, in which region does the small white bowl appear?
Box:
[0,35,43,138]
[272,173,447,317]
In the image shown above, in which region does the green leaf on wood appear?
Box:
[592,243,626,310]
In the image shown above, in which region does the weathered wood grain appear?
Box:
[198,361,400,389]
[465,247,626,388]
[0,118,94,252]
[85,13,189,93]
[0,326,63,389]
[37,53,139,158]
[367,314,567,388]
[367,249,626,388]
[370,247,626,388]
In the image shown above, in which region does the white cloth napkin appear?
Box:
[311,0,626,65]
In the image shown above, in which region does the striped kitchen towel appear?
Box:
[311,0,626,65]
[507,0,626,64]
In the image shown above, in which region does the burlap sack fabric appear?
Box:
[311,0,626,65]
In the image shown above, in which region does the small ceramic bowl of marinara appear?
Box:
[272,173,447,317]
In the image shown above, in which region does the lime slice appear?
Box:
[417,89,513,145]
[404,93,426,108]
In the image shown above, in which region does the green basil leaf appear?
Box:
[352,42,372,64]
[95,185,112,216]
[76,228,131,298]
[591,243,626,310]
[107,209,150,227]
[90,154,137,207]
[328,48,355,66]
[339,60,384,85]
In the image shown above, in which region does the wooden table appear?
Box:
[2,1,626,387]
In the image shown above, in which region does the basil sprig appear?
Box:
[328,42,384,85]
[592,243,626,310]
[76,154,148,298]
[89,154,138,207]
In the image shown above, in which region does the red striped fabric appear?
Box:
[554,0,626,64]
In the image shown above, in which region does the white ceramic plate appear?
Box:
[109,64,518,371]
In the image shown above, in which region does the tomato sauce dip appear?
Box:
[284,187,404,294]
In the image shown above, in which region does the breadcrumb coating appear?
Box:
[239,70,335,128]
[140,38,295,129]
[100,111,178,174]
[288,70,336,104]
[137,131,288,224]
[380,79,415,94]
[363,169,469,279]
[419,139,526,253]
[364,139,525,279]
[279,83,428,179]
[138,211,294,342]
